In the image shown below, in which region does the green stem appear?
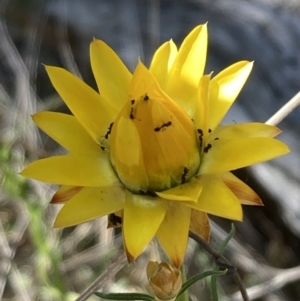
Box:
[176,264,189,301]
[211,264,219,301]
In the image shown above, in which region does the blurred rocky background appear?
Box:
[0,0,300,300]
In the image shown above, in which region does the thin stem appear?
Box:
[75,253,127,301]
[265,91,300,126]
[211,266,219,301]
[189,232,249,301]
[176,264,189,301]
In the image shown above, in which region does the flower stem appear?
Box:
[189,231,249,301]
[176,264,189,301]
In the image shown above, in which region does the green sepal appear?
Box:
[94,292,154,300]
[176,269,227,299]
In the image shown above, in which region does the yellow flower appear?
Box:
[21,24,289,267]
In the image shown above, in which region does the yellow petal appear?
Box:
[45,66,116,143]
[150,40,177,89]
[166,24,207,111]
[111,61,200,192]
[21,154,119,186]
[51,185,83,204]
[193,74,211,148]
[33,112,101,154]
[123,191,167,261]
[209,61,253,130]
[54,186,125,227]
[110,115,149,192]
[219,172,263,205]
[210,123,281,141]
[149,99,200,189]
[199,137,290,174]
[189,210,210,241]
[156,177,202,202]
[186,175,243,221]
[90,39,131,109]
[156,202,191,267]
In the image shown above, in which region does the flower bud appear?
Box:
[110,62,200,193]
[146,261,182,301]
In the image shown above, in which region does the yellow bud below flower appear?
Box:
[110,62,200,192]
[146,261,182,301]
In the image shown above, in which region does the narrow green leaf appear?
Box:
[94,292,154,301]
[218,223,235,254]
[211,223,236,301]
[176,270,227,299]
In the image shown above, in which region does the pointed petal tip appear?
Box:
[53,218,76,229]
[221,172,265,207]
[172,257,182,269]
[53,219,64,229]
[202,22,208,29]
[252,199,264,206]
[125,247,135,264]
[236,213,243,222]
[53,214,82,229]
[50,186,83,204]
[241,196,264,206]
[90,38,104,47]
[31,111,45,123]
[194,22,207,30]
[19,167,31,178]
[44,64,55,72]
[274,128,283,136]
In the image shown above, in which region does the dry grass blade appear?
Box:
[266,91,300,126]
[227,265,300,301]
[75,253,127,301]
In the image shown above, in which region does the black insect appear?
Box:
[197,129,203,136]
[131,99,135,105]
[199,136,203,148]
[108,213,122,227]
[143,94,149,101]
[181,167,189,184]
[154,121,172,132]
[100,145,106,151]
[197,128,203,147]
[104,122,114,139]
[203,143,212,153]
[214,137,219,141]
[208,128,212,133]
[130,107,134,119]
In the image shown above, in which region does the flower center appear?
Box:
[109,62,200,193]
